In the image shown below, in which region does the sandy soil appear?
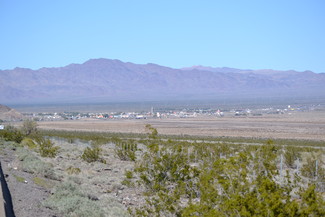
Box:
[36,111,325,141]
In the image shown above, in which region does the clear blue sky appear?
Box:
[1,0,325,72]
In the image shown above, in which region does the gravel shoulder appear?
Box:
[0,145,59,217]
[0,139,139,217]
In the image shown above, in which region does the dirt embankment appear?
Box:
[0,146,58,217]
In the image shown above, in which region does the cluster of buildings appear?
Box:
[20,104,315,122]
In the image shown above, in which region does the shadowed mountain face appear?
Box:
[1,58,325,104]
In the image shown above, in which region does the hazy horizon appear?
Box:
[9,97,325,113]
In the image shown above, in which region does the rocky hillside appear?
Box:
[0,104,23,121]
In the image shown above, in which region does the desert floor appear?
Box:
[36,110,325,141]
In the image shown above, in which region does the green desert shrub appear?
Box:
[134,143,200,194]
[121,170,135,187]
[81,147,105,163]
[125,170,133,179]
[0,125,24,143]
[36,138,60,158]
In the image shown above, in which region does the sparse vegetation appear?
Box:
[17,148,59,180]
[39,129,325,148]
[2,123,324,216]
[43,181,106,217]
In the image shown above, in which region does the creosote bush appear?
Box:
[82,147,100,162]
[36,138,60,158]
[0,125,24,143]
[81,146,106,163]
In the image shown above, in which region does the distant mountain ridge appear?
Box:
[1,58,325,104]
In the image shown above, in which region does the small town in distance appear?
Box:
[19,104,322,122]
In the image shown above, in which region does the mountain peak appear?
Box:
[83,58,123,65]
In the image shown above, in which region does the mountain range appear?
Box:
[1,58,325,104]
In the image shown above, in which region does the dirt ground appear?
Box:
[0,139,137,217]
[37,111,325,141]
[0,146,59,217]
